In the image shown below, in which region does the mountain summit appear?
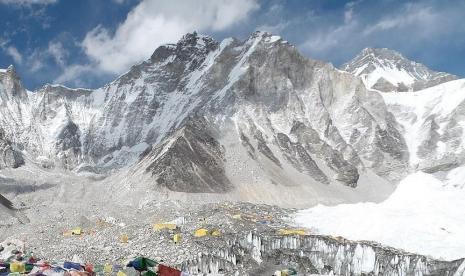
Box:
[342,47,457,92]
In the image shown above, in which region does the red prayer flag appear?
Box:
[158,264,181,276]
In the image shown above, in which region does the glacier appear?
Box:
[294,171,465,261]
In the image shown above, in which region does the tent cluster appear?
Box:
[0,249,190,276]
[193,229,220,238]
[152,217,222,242]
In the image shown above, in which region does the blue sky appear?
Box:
[1,0,464,90]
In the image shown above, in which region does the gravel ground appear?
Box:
[1,166,464,275]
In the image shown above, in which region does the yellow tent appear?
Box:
[153,223,177,231]
[194,228,209,237]
[71,227,82,235]
[104,263,112,274]
[10,262,25,273]
[278,229,307,236]
[211,229,221,236]
[173,233,182,243]
[120,233,129,243]
[117,271,127,276]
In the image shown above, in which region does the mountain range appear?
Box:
[0,31,463,207]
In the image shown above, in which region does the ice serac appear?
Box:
[342,47,457,92]
[180,231,465,275]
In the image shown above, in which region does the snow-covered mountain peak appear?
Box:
[342,47,457,92]
[177,31,217,48]
[246,31,285,45]
[0,65,19,79]
[0,64,15,73]
[359,47,403,60]
[150,32,218,63]
[0,64,28,102]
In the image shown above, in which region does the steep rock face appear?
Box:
[342,48,457,92]
[343,48,465,175]
[138,32,408,194]
[382,79,465,173]
[0,129,24,169]
[29,85,92,168]
[289,122,359,185]
[145,117,231,193]
[0,65,28,102]
[0,66,93,169]
[80,33,220,168]
[213,33,408,181]
[0,66,31,148]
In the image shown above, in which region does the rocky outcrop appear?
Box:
[372,77,400,92]
[0,129,24,169]
[0,65,29,102]
[382,79,465,173]
[290,122,360,186]
[145,117,231,193]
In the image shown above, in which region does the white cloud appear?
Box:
[255,3,290,34]
[256,22,289,35]
[6,46,23,64]
[47,41,67,67]
[29,58,44,72]
[343,1,361,24]
[82,0,259,73]
[302,0,360,53]
[301,21,357,53]
[0,38,9,48]
[27,40,69,72]
[0,0,57,6]
[54,64,93,86]
[299,1,465,64]
[363,4,437,36]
